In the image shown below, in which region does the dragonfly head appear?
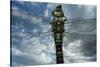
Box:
[56,5,62,10]
[52,5,64,17]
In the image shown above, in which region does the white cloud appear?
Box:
[63,4,96,19]
[21,37,47,54]
[12,9,42,24]
[63,39,96,63]
[12,47,24,56]
[44,9,49,17]
[16,1,25,5]
[12,6,20,11]
[12,30,56,65]
[83,6,96,19]
[66,40,82,52]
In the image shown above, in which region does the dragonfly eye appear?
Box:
[53,11,62,17]
[54,11,58,15]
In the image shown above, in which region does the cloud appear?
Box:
[63,30,96,63]
[83,5,96,19]
[44,9,49,17]
[65,20,96,35]
[63,4,96,19]
[12,18,56,65]
[63,39,96,63]
[12,31,56,65]
[62,5,96,35]
[12,10,42,24]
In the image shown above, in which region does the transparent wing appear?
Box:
[11,10,52,37]
[66,18,96,23]
[11,9,51,24]
[64,19,96,36]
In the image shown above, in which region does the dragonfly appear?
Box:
[11,5,96,64]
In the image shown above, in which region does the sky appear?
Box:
[11,1,96,66]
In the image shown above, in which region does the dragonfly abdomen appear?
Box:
[54,33,64,63]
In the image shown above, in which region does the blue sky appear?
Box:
[11,1,96,66]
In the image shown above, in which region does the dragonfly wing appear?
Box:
[66,19,96,23]
[64,19,96,35]
[11,10,52,37]
[12,9,50,24]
